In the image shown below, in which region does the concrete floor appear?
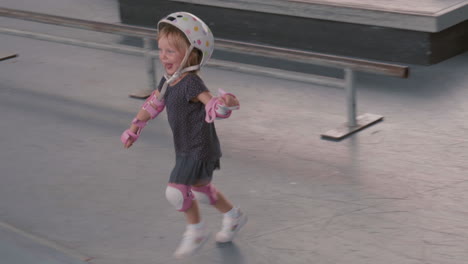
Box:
[1,1,468,264]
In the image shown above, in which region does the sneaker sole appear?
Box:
[215,215,248,243]
[174,232,211,259]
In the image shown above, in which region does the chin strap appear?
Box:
[158,45,199,100]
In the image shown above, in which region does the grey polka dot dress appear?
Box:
[158,73,221,185]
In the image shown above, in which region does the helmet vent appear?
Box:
[167,16,176,21]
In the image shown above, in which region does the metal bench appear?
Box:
[0,7,409,140]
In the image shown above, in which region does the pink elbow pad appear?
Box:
[142,93,165,119]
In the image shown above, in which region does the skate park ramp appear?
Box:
[119,0,468,65]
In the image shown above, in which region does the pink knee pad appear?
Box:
[165,183,194,212]
[191,184,218,205]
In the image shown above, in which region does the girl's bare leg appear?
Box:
[174,199,209,259]
[212,191,234,213]
[190,182,246,243]
[184,200,201,224]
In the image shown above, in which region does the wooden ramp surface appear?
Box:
[174,0,468,31]
[289,0,467,15]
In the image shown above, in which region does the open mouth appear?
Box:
[165,63,174,71]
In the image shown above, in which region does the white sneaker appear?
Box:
[215,211,248,243]
[173,228,210,259]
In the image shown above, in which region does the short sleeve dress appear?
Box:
[158,73,222,185]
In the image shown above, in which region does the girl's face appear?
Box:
[158,35,186,76]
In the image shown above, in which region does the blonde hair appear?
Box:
[158,24,202,72]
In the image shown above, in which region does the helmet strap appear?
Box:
[158,45,201,100]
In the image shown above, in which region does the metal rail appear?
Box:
[0,6,410,140]
[214,40,408,78]
[0,7,156,38]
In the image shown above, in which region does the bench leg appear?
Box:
[321,68,383,141]
[345,68,357,127]
[129,37,157,99]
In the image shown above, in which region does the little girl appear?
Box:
[121,12,247,258]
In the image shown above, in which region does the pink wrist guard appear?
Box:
[142,92,165,119]
[120,118,147,144]
[205,89,239,123]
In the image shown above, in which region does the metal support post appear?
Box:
[345,68,357,127]
[129,37,156,99]
[321,68,384,141]
[145,37,156,91]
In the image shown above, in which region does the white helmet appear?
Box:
[157,11,214,70]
